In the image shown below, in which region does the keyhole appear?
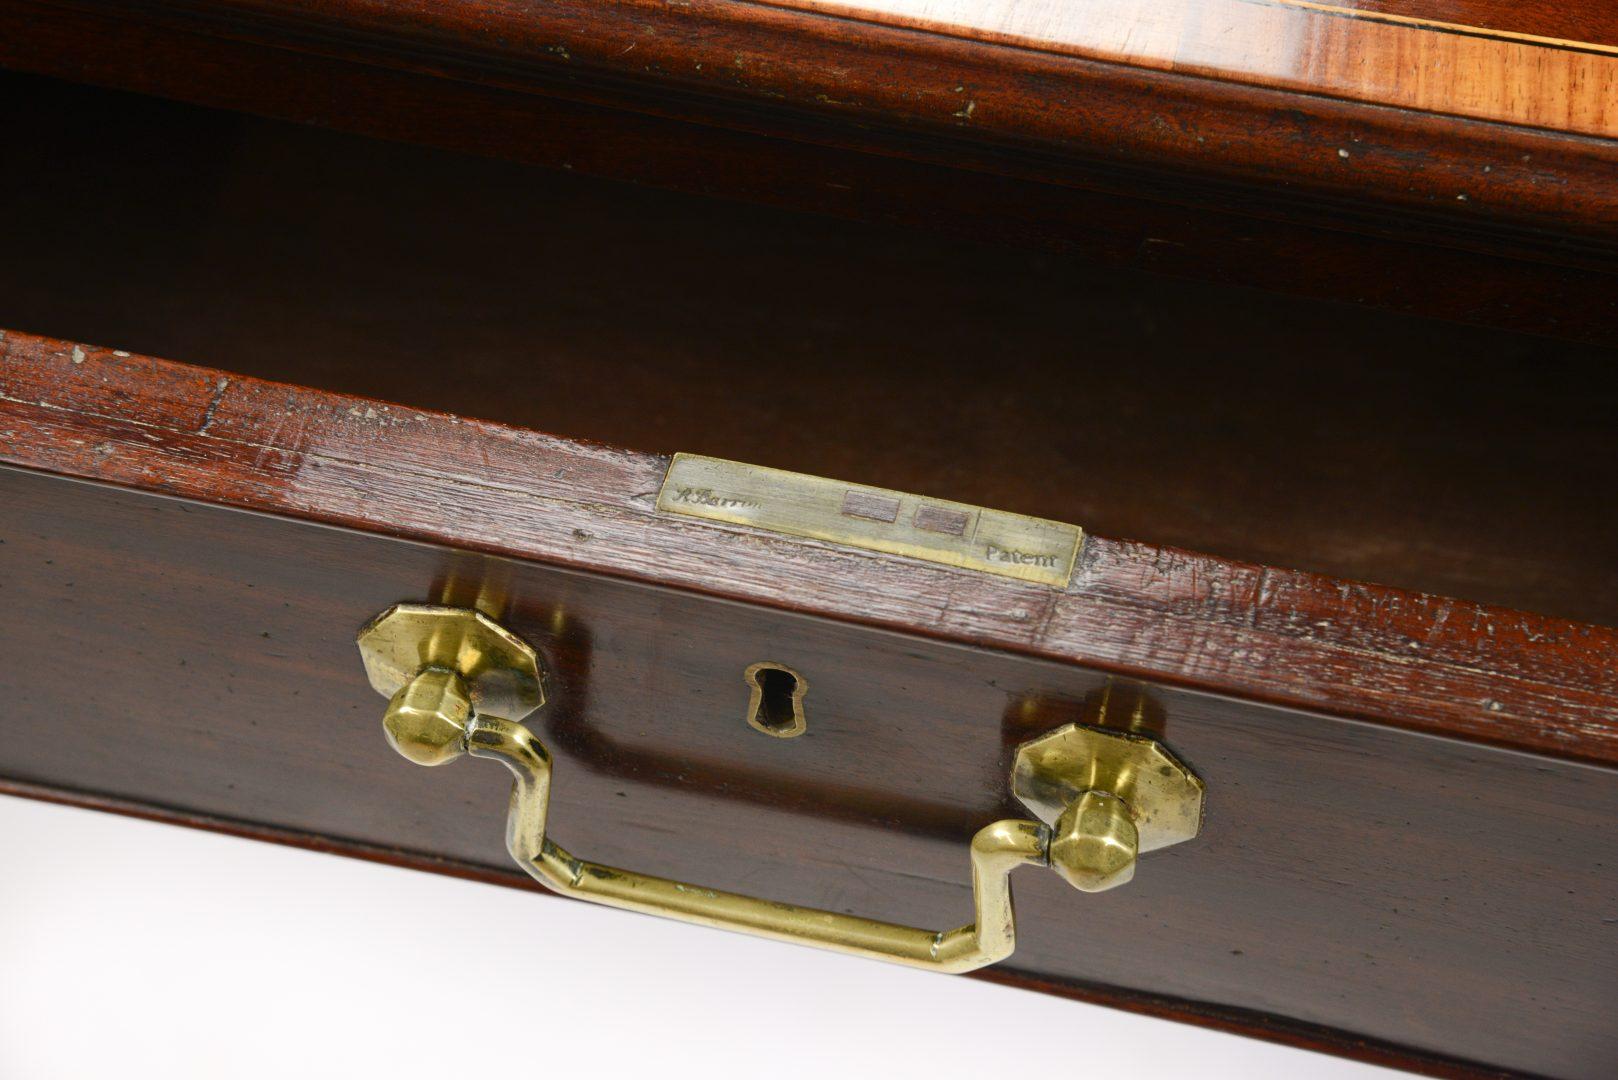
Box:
[744,662,807,738]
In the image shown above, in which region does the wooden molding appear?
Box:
[4,328,1615,767]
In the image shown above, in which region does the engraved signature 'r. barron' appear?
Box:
[671,487,760,510]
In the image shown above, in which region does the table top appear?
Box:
[780,0,1618,136]
[18,0,1615,245]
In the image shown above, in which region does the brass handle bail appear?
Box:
[358,603,1204,972]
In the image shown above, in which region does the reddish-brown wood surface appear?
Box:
[22,0,1613,231]
[1342,0,1618,44]
[1,331,1614,767]
[3,0,1618,342]
[2,399,1616,1077]
[4,332,1618,1075]
[3,7,1615,1062]
[2,79,1616,627]
[776,0,1618,134]
[12,476,1606,1080]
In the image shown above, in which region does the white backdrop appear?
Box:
[0,795,1395,1079]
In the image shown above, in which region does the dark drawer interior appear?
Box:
[3,70,1615,625]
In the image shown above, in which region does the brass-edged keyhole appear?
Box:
[744,662,807,738]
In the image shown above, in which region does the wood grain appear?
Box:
[2,83,1615,626]
[780,0,1618,134]
[2,331,1614,768]
[1329,0,1618,46]
[7,32,1618,355]
[1,8,1613,1066]
[4,332,1618,1073]
[6,0,1618,257]
[2,451,1615,1078]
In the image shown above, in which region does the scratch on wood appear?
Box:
[1425,599,1454,642]
[1250,567,1272,629]
[198,377,231,434]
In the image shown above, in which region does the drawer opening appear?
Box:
[2,71,1614,627]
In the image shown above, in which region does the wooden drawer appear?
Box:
[2,59,1616,1080]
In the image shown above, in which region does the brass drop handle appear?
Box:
[357,604,1204,972]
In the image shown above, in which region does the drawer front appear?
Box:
[3,332,1617,1077]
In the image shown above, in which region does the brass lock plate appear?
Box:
[657,453,1083,588]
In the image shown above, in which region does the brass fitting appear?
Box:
[1012,722,1204,893]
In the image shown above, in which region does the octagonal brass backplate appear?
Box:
[1011,723,1204,853]
[356,603,545,722]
